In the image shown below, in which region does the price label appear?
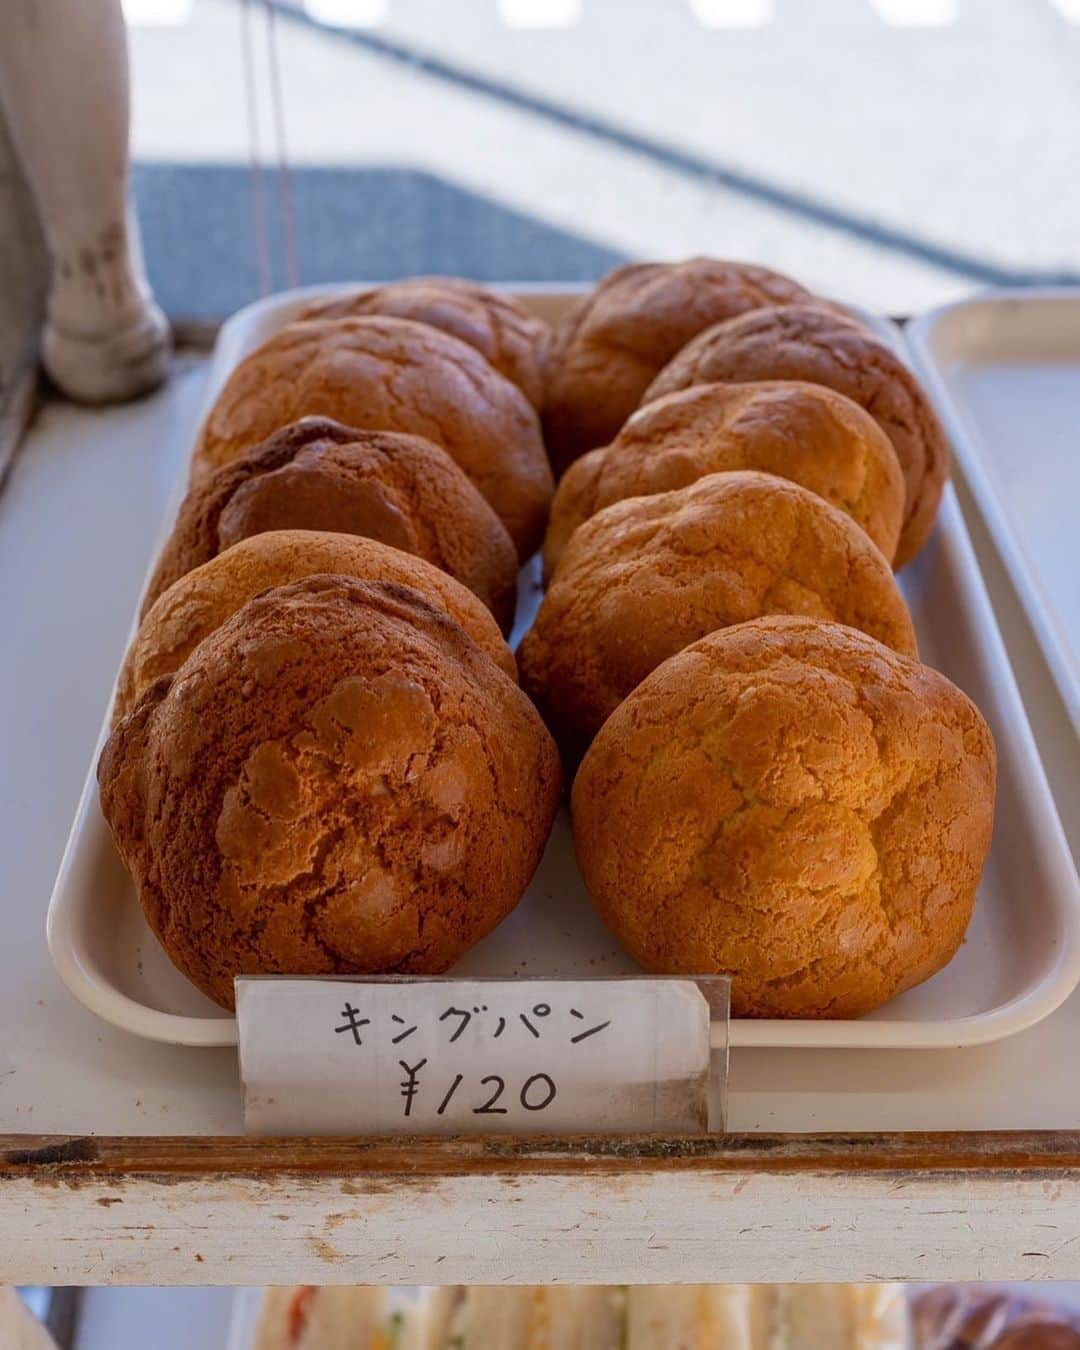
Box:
[237,977,721,1136]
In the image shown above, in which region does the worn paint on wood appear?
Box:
[1,1132,1079,1284]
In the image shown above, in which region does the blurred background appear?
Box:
[13,1281,1080,1348]
[124,0,1080,320]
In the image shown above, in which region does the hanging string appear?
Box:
[263,0,301,289]
[240,0,273,296]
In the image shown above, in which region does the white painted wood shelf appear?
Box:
[1,352,1078,1286]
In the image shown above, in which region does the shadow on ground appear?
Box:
[133,162,626,319]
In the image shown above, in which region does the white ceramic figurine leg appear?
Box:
[0,0,170,403]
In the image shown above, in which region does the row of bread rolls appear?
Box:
[541,259,948,569]
[192,298,553,558]
[254,1282,911,1350]
[99,259,994,1022]
[527,260,994,1019]
[100,279,563,1010]
[521,469,918,760]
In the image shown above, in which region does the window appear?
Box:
[126,0,1080,317]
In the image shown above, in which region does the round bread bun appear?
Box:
[541,258,816,474]
[192,316,553,559]
[300,277,550,408]
[544,380,905,574]
[644,304,949,568]
[522,472,917,759]
[100,576,562,1009]
[571,616,995,1018]
[144,417,518,628]
[118,530,517,723]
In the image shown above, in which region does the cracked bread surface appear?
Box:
[144,417,518,628]
[99,576,562,1009]
[571,616,995,1018]
[118,530,517,723]
[544,380,905,574]
[541,259,815,474]
[301,277,550,409]
[192,316,553,559]
[645,305,949,568]
[522,472,917,760]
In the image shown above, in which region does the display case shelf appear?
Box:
[4,1131,1080,1285]
[1,308,1077,1287]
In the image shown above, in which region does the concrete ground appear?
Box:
[126,0,1080,317]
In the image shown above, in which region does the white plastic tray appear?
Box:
[907,289,1080,737]
[47,287,1079,1051]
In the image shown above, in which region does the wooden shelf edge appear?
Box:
[3,1131,1080,1285]
[4,1129,1080,1177]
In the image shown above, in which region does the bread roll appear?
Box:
[301,277,549,408]
[544,380,905,573]
[118,530,516,721]
[193,316,553,558]
[645,304,949,567]
[542,258,815,473]
[522,472,916,758]
[100,576,561,1009]
[145,417,518,628]
[572,616,995,1017]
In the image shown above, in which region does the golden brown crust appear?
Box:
[645,305,949,567]
[118,530,517,722]
[522,472,917,759]
[145,418,518,628]
[100,576,562,1010]
[193,317,553,558]
[571,616,995,1018]
[544,380,906,574]
[541,258,815,474]
[300,278,550,408]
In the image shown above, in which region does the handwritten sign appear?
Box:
[237,977,720,1135]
